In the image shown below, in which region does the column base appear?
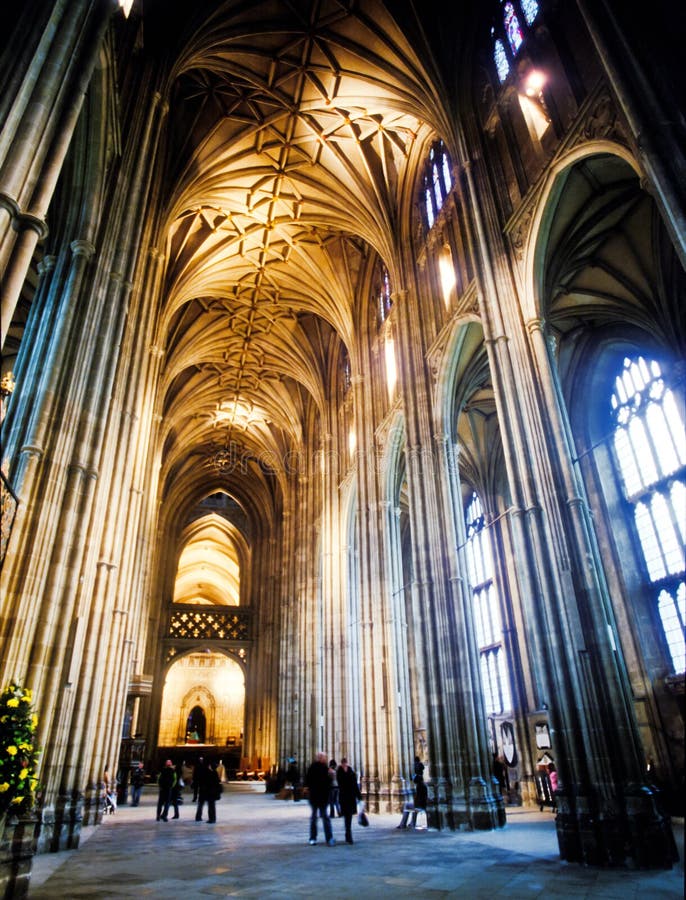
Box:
[0,814,38,900]
[46,793,84,852]
[555,783,678,868]
[467,776,505,830]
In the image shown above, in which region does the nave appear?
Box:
[1,0,684,876]
[29,783,684,899]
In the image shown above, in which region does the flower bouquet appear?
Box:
[0,683,40,819]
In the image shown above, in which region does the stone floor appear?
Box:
[29,783,683,898]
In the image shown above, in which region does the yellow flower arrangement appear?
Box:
[0,683,40,817]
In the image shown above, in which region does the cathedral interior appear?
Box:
[0,0,684,871]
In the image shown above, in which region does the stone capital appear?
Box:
[13,211,49,240]
[70,239,96,259]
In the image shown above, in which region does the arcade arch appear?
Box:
[158,651,246,753]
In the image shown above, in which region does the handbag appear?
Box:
[357,800,369,827]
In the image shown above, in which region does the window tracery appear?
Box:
[422,140,453,231]
[611,356,686,673]
[465,492,512,714]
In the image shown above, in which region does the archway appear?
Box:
[186,705,206,743]
[158,652,246,758]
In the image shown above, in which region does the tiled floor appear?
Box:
[29,783,683,898]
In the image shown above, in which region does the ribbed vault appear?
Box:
[173,514,247,606]
[150,0,449,507]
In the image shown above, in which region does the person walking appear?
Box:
[305,752,335,846]
[336,757,362,844]
[328,759,341,818]
[156,759,176,822]
[130,763,145,807]
[195,759,221,823]
[286,757,300,801]
[170,763,184,818]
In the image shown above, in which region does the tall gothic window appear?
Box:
[465,492,512,714]
[611,356,686,673]
[376,264,392,327]
[422,140,453,229]
[491,0,540,83]
[341,345,351,395]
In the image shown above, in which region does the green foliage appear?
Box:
[0,683,40,817]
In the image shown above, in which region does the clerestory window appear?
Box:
[611,356,686,673]
[490,0,540,84]
[422,140,453,230]
[376,264,392,327]
[465,492,512,714]
[341,345,351,395]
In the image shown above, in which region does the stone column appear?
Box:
[458,124,677,865]
[390,285,498,829]
[349,352,395,810]
[48,87,170,843]
[437,434,505,829]
[0,0,118,347]
[525,317,677,867]
[1,253,55,458]
[383,499,415,810]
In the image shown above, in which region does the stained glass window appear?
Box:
[520,0,539,27]
[425,188,435,228]
[341,346,351,394]
[422,141,452,230]
[611,356,686,672]
[503,2,523,54]
[492,1,539,83]
[432,157,443,210]
[465,492,512,714]
[494,39,510,83]
[441,151,453,195]
[377,265,392,325]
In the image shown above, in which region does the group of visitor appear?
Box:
[304,752,363,846]
[155,757,222,823]
[130,752,432,838]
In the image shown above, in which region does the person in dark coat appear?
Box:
[192,756,204,802]
[156,759,176,821]
[170,762,183,818]
[305,752,335,845]
[397,769,428,829]
[328,759,341,818]
[130,763,145,807]
[286,757,300,801]
[336,757,362,844]
[195,759,221,823]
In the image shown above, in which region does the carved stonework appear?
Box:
[168,606,252,641]
[457,282,481,320]
[581,91,621,143]
[561,84,632,157]
[509,204,535,262]
[505,85,634,268]
[374,398,403,450]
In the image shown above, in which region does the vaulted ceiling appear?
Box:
[150,0,456,514]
